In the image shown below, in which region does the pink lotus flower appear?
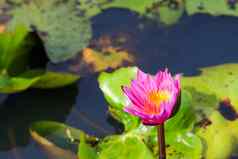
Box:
[122,68,181,125]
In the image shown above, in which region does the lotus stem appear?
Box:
[158,123,166,159]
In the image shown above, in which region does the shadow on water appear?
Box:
[66,75,122,137]
[0,85,77,158]
[2,8,238,158]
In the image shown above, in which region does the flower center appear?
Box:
[148,91,170,106]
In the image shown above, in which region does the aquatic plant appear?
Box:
[29,64,238,159]
[122,69,181,125]
[2,0,92,63]
[0,26,79,93]
[1,0,237,64]
[122,69,181,158]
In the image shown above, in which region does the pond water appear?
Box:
[1,9,238,158]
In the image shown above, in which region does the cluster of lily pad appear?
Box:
[31,64,238,159]
[1,0,238,64]
[0,1,238,158]
[0,0,238,93]
[0,26,79,93]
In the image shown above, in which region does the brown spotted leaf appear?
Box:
[70,48,134,73]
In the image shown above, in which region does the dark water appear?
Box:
[1,9,238,158]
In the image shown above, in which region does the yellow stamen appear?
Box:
[148,91,170,106]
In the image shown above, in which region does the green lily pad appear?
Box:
[158,4,184,25]
[146,1,184,25]
[98,67,137,109]
[8,0,92,63]
[78,133,98,159]
[75,0,157,18]
[101,0,156,15]
[136,91,202,159]
[98,134,154,159]
[30,130,78,159]
[0,5,80,93]
[0,70,79,93]
[0,74,40,93]
[30,66,203,159]
[98,67,139,131]
[0,25,31,75]
[186,0,238,16]
[76,0,183,25]
[182,63,238,112]
[22,70,79,89]
[98,67,203,159]
[31,121,98,159]
[166,131,203,159]
[197,111,238,159]
[31,121,98,146]
[165,91,195,131]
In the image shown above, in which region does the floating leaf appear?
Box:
[78,133,98,159]
[98,134,154,159]
[0,70,79,93]
[30,130,78,159]
[76,0,157,17]
[8,0,92,63]
[22,70,79,89]
[158,4,184,25]
[98,67,203,159]
[73,48,134,73]
[101,0,157,15]
[98,67,139,131]
[98,67,137,109]
[182,64,238,112]
[197,111,238,159]
[165,91,195,131]
[31,121,99,159]
[146,1,184,25]
[30,121,98,145]
[76,0,183,25]
[165,131,203,159]
[0,74,40,93]
[138,91,202,159]
[186,0,238,16]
